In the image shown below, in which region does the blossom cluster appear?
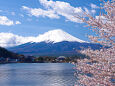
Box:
[75,0,115,86]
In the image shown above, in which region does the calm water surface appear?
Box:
[0,63,76,86]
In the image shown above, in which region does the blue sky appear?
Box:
[0,0,101,47]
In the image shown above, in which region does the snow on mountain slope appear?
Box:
[33,29,85,43]
[0,29,85,47]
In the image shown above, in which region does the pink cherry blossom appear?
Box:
[75,0,115,86]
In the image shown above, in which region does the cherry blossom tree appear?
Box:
[75,0,115,86]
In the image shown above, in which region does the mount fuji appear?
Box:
[8,29,102,56]
[28,29,86,43]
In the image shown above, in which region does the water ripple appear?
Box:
[0,63,75,86]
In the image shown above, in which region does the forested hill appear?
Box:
[0,47,19,59]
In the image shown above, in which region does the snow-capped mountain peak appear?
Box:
[33,29,85,43]
[0,29,85,47]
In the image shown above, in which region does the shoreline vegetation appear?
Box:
[0,55,83,64]
[0,46,86,64]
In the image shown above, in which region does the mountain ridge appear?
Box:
[8,29,100,56]
[8,41,102,56]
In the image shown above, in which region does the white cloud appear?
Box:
[22,0,85,23]
[16,21,21,24]
[39,0,84,23]
[22,6,59,19]
[0,16,21,26]
[0,16,14,26]
[0,32,36,47]
[22,0,96,23]
[91,3,99,9]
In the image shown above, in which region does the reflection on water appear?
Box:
[0,63,75,86]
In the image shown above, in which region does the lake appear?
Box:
[0,63,76,86]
